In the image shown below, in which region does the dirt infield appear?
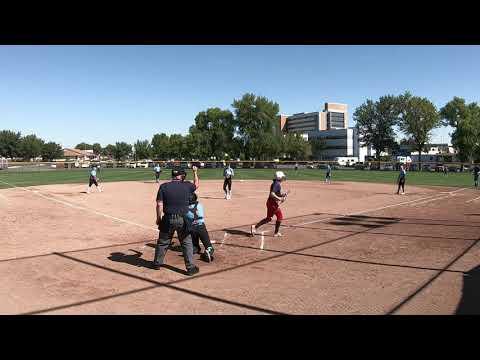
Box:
[1,178,479,314]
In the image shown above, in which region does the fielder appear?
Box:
[87,165,102,194]
[154,163,162,183]
[325,164,332,184]
[397,165,406,195]
[223,163,234,200]
[473,165,480,189]
[251,171,288,237]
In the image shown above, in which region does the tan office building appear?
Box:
[280,103,348,132]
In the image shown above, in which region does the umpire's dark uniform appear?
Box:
[153,168,199,275]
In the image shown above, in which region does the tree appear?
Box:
[151,133,171,160]
[92,143,102,155]
[232,93,280,160]
[133,140,152,160]
[168,134,186,160]
[101,144,116,158]
[113,142,132,161]
[354,95,400,163]
[281,133,311,160]
[75,142,93,150]
[440,97,480,163]
[397,92,441,170]
[18,134,45,161]
[0,130,22,159]
[41,142,63,161]
[191,107,235,159]
[309,137,327,160]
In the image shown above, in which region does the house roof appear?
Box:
[63,148,96,157]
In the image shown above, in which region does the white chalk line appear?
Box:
[0,179,158,232]
[221,232,228,247]
[260,232,265,250]
[466,195,480,204]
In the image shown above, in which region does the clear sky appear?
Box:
[1,45,478,148]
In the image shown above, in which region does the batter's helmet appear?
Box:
[172,167,186,178]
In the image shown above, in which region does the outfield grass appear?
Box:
[0,167,475,189]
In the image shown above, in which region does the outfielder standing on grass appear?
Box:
[397,164,406,195]
[152,166,200,275]
[87,165,102,194]
[473,165,480,189]
[223,163,234,200]
[154,163,162,183]
[251,171,288,238]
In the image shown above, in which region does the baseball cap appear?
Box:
[172,167,186,177]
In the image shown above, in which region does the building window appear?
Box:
[327,112,345,129]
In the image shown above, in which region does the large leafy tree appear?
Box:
[281,133,311,160]
[92,143,102,155]
[151,133,171,160]
[75,142,93,150]
[191,107,235,159]
[440,97,480,163]
[354,95,399,162]
[113,142,132,161]
[185,126,210,159]
[18,134,45,161]
[0,130,22,158]
[397,92,441,170]
[133,140,152,160]
[168,134,186,160]
[232,93,280,160]
[101,144,116,158]
[41,142,63,161]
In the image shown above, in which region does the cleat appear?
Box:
[186,266,199,276]
[273,232,283,237]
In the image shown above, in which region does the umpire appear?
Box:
[152,165,200,275]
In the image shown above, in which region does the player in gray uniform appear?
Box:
[223,164,234,200]
[325,164,332,184]
[87,165,102,194]
[397,165,406,195]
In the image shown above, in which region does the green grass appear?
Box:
[0,167,475,189]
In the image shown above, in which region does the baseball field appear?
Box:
[1,169,479,314]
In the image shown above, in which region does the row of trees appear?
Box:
[354,92,480,166]
[2,92,478,163]
[0,131,63,161]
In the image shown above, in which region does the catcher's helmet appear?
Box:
[189,192,198,205]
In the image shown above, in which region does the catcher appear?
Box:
[251,171,288,237]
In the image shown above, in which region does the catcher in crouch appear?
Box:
[251,171,288,237]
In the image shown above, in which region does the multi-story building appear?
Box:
[280,103,348,133]
[280,102,373,161]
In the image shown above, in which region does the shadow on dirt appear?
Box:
[224,229,253,237]
[108,249,186,275]
[456,264,480,315]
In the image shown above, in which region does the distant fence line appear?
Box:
[2,159,479,172]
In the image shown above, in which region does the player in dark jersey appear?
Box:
[397,165,406,195]
[251,171,288,237]
[473,165,480,189]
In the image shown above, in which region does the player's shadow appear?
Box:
[200,196,225,200]
[224,229,253,237]
[107,250,185,275]
[456,264,480,314]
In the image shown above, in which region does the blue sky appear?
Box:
[1,45,479,148]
